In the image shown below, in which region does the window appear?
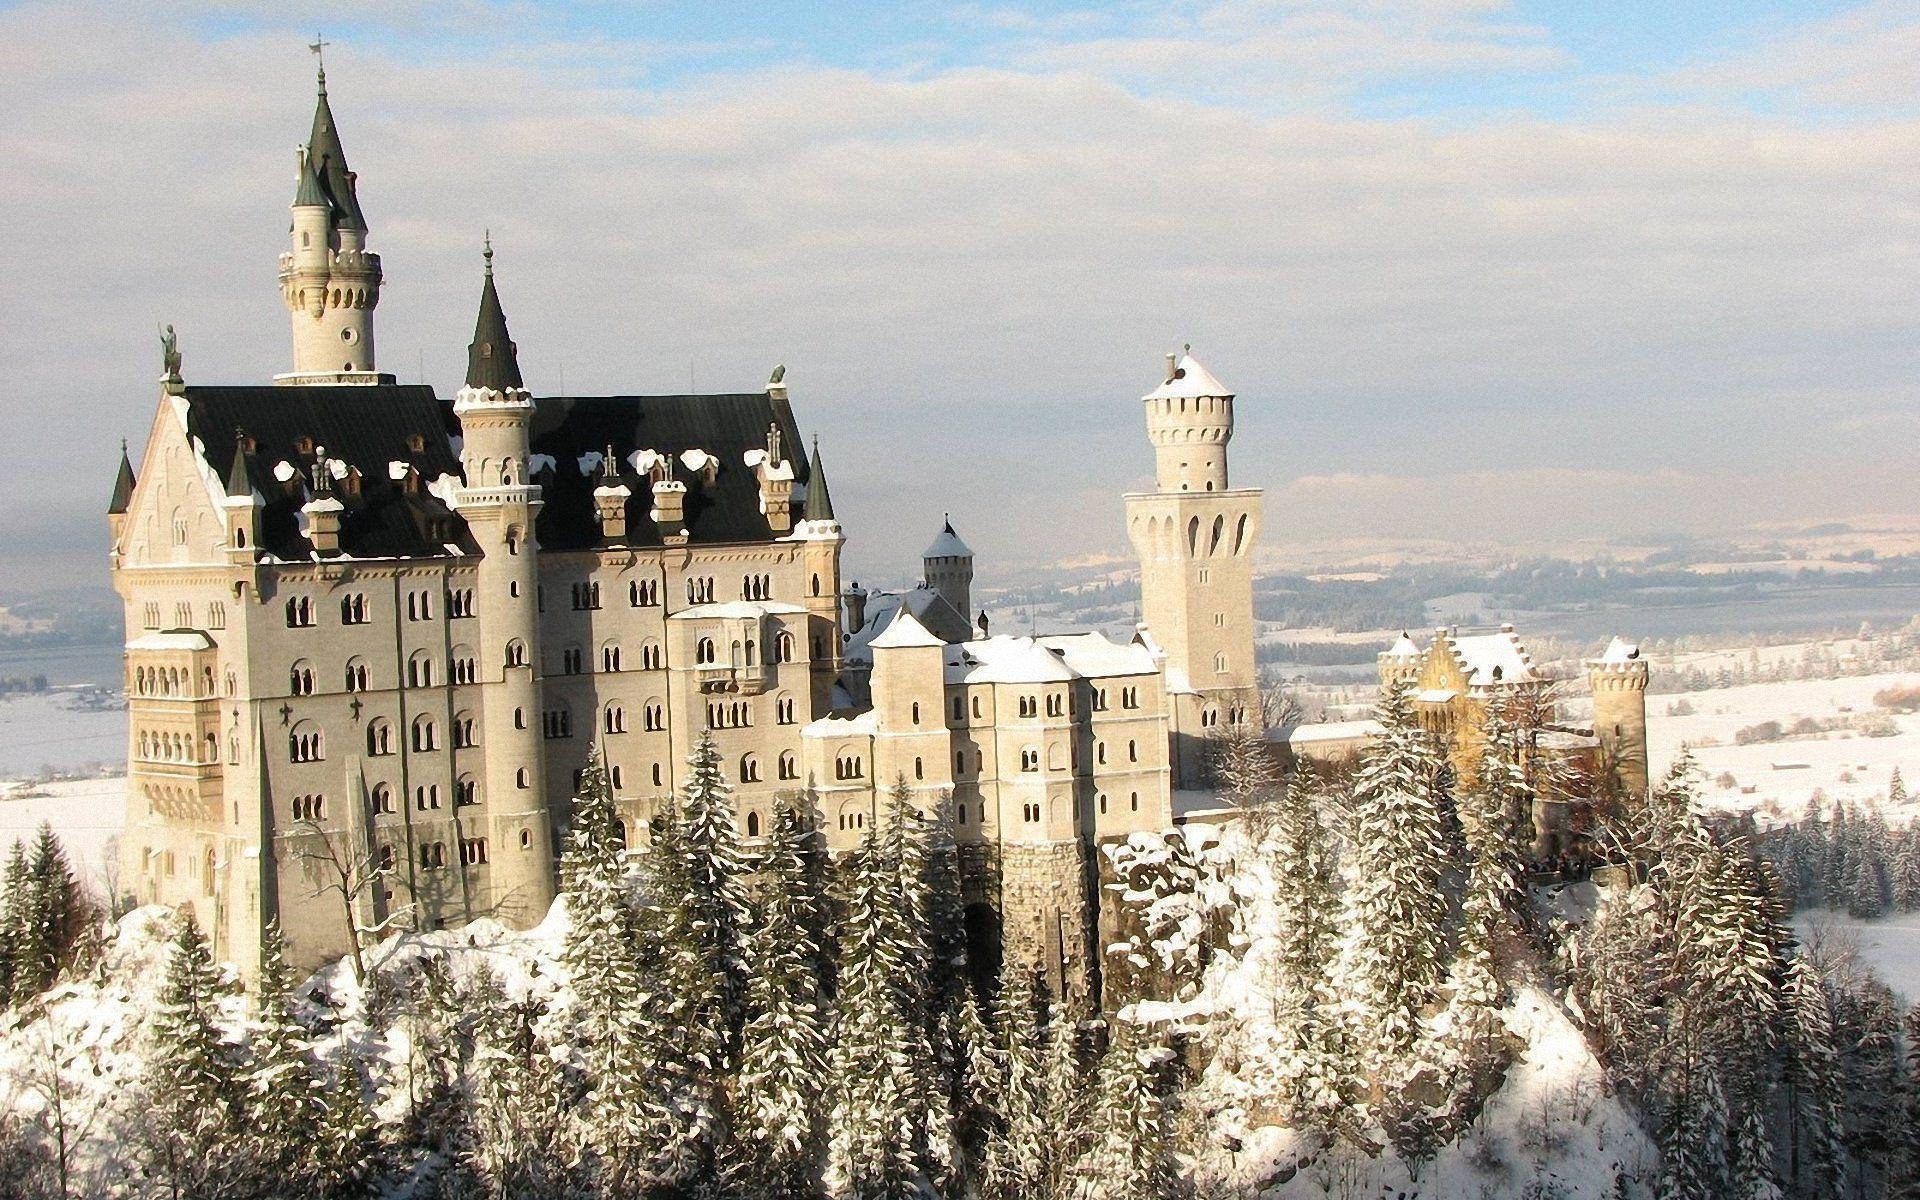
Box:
[1213,651,1228,674]
[344,658,369,692]
[955,750,966,777]
[686,576,715,604]
[516,767,531,789]
[420,841,446,870]
[951,697,964,723]
[407,652,435,688]
[561,645,584,675]
[376,844,395,873]
[406,590,434,621]
[611,765,624,789]
[366,721,393,757]
[775,632,795,663]
[414,784,442,811]
[285,596,314,627]
[571,581,602,610]
[740,754,762,782]
[777,695,796,725]
[543,707,572,739]
[914,757,924,781]
[747,811,762,838]
[652,763,664,787]
[174,602,191,627]
[742,573,772,600]
[291,794,325,822]
[835,755,865,780]
[604,703,627,735]
[640,641,663,670]
[972,696,983,719]
[1018,695,1037,718]
[340,593,369,624]
[1098,792,1108,814]
[1122,686,1139,710]
[448,588,475,618]
[1023,803,1040,823]
[706,701,752,730]
[779,751,798,780]
[601,642,623,673]
[1093,687,1108,711]
[460,838,489,866]
[1130,792,1139,812]
[1020,748,1039,772]
[457,776,478,807]
[411,716,438,752]
[1046,694,1063,717]
[911,702,921,725]
[697,638,717,665]
[289,723,324,763]
[451,653,477,684]
[453,712,476,749]
[630,579,659,607]
[207,602,226,630]
[142,602,160,629]
[1097,741,1107,764]
[372,783,395,815]
[1128,740,1139,763]
[504,640,528,669]
[644,701,665,732]
[289,662,315,696]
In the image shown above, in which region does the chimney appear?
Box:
[592,444,631,542]
[756,421,795,534]
[1164,351,1178,382]
[303,448,344,556]
[842,582,868,633]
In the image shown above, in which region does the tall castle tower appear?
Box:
[277,60,385,385]
[448,243,555,924]
[1124,350,1263,788]
[1586,636,1650,797]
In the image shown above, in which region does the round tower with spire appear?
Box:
[1585,636,1650,797]
[277,56,385,384]
[796,437,845,699]
[448,240,555,924]
[922,516,974,625]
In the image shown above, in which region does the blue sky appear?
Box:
[0,0,1915,583]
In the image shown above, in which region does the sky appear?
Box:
[0,0,1915,591]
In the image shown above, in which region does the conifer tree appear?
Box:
[1068,1032,1187,1200]
[466,968,573,1200]
[1727,1097,1784,1200]
[560,744,672,1189]
[1891,767,1908,808]
[953,979,1005,1170]
[735,800,831,1197]
[1782,956,1846,1197]
[239,924,330,1197]
[23,824,83,995]
[316,1053,377,1199]
[0,840,25,1006]
[1337,682,1449,1078]
[979,965,1053,1195]
[824,833,922,1198]
[680,731,754,1043]
[141,909,243,1196]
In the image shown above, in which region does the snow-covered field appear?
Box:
[0,775,125,884]
[0,689,125,779]
[1793,910,1920,1005]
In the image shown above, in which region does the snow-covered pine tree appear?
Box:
[1891,827,1920,911]
[1067,1032,1188,1200]
[140,909,244,1196]
[733,798,831,1197]
[1440,704,1529,1116]
[823,831,922,1198]
[1782,955,1847,1197]
[560,743,674,1190]
[1657,1070,1731,1200]
[0,839,26,1006]
[1892,767,1909,807]
[953,976,1005,1173]
[1336,681,1449,1084]
[979,964,1054,1196]
[1833,974,1902,1196]
[1727,1097,1784,1200]
[466,967,573,1200]
[1894,1003,1920,1198]
[238,923,331,1196]
[12,824,83,996]
[680,731,754,1046]
[315,1051,377,1199]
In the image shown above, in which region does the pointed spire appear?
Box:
[108,440,136,514]
[466,236,523,391]
[226,430,254,499]
[804,436,835,521]
[304,52,366,232]
[292,147,327,208]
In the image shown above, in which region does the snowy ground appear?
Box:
[1792,910,1920,1005]
[0,689,125,779]
[0,775,125,885]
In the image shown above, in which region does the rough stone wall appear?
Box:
[992,840,1097,1009]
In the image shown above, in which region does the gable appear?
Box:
[118,395,229,567]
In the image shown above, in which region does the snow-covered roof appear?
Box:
[941,631,1156,686]
[923,520,972,560]
[868,610,945,650]
[1593,636,1640,665]
[127,630,215,652]
[668,600,807,621]
[843,587,973,664]
[802,710,878,738]
[1032,632,1158,679]
[1383,633,1421,658]
[1416,688,1458,704]
[1277,719,1383,744]
[1144,353,1232,401]
[1445,626,1539,688]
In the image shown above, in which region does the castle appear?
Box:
[106,64,1264,1001]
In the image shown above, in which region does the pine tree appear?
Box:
[1337,682,1449,1080]
[680,731,754,1045]
[315,1052,377,1199]
[1894,1004,1920,1198]
[140,909,244,1196]
[1067,1032,1187,1200]
[238,924,330,1198]
[560,744,672,1190]
[979,965,1052,1196]
[734,799,831,1197]
[466,968,573,1200]
[1657,1071,1731,1200]
[1891,767,1909,807]
[1727,1097,1784,1200]
[1782,956,1847,1197]
[0,840,26,1007]
[953,979,1004,1172]
[823,833,922,1198]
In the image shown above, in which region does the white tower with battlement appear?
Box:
[1124,350,1263,789]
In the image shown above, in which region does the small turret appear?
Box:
[222,430,262,560]
[1378,632,1422,690]
[1585,636,1650,797]
[803,437,836,525]
[922,515,974,625]
[842,582,869,636]
[1142,349,1234,493]
[107,440,136,552]
[593,444,631,542]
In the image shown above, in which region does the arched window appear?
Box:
[697,638,717,665]
[516,767,531,789]
[289,661,315,696]
[288,722,324,763]
[641,641,663,670]
[644,701,665,732]
[343,657,368,692]
[1128,739,1138,763]
[505,640,527,668]
[910,702,921,725]
[372,783,395,814]
[776,694,796,725]
[1020,748,1039,772]
[604,703,627,734]
[602,641,623,673]
[366,720,393,757]
[779,751,798,780]
[747,810,762,838]
[407,651,435,688]
[775,632,795,663]
[457,775,477,807]
[740,754,762,782]
[411,715,438,752]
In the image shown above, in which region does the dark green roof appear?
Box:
[225,431,255,499]
[466,250,523,391]
[804,437,835,521]
[108,442,135,514]
[293,150,327,208]
[306,70,367,232]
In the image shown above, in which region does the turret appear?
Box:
[221,431,261,562]
[842,582,869,637]
[922,516,974,625]
[1378,632,1422,690]
[448,239,554,924]
[277,60,384,384]
[1586,636,1650,797]
[107,440,136,552]
[1143,348,1234,493]
[796,438,844,677]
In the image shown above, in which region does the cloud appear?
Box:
[0,2,1915,583]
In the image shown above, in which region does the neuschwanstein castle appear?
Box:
[105,64,1274,1002]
